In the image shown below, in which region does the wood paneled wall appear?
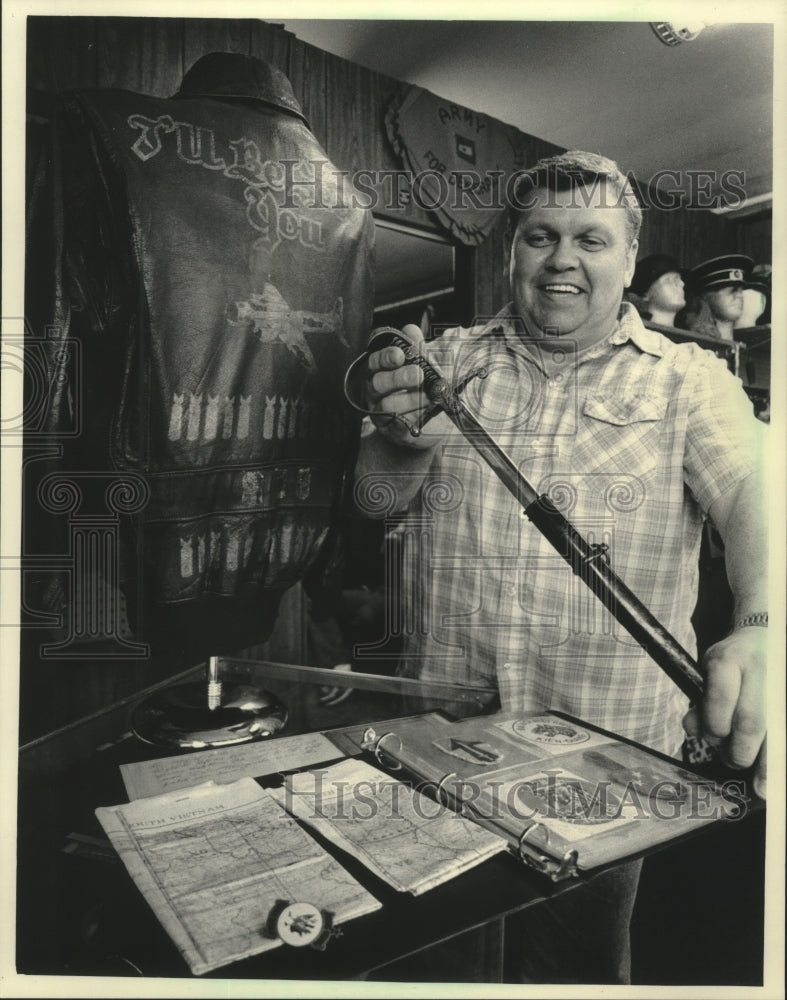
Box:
[635,194,733,268]
[730,210,773,266]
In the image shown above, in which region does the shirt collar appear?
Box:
[476,301,665,359]
[609,301,665,357]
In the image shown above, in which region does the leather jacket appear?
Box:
[25,63,374,655]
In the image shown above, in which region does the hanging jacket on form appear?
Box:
[25,53,374,656]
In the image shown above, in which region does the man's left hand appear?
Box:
[683,626,767,794]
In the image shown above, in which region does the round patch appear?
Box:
[517,775,621,825]
[276,902,325,947]
[512,718,590,746]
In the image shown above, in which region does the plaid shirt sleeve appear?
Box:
[682,349,766,514]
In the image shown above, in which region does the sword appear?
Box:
[347,326,707,705]
[220,656,498,707]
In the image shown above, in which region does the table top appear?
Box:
[16,668,766,982]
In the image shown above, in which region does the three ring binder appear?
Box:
[329,710,755,881]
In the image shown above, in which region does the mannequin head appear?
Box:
[643,269,686,325]
[629,254,685,326]
[704,284,744,323]
[685,254,753,341]
[735,265,771,328]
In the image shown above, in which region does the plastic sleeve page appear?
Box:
[279,758,507,896]
[95,777,381,975]
[120,731,345,800]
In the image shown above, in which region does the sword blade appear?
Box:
[220,657,497,706]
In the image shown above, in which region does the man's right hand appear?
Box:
[366,324,452,449]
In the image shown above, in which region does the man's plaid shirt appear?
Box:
[395,302,764,754]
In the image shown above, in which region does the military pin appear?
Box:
[275,902,326,948]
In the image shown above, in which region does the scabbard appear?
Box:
[524,494,705,701]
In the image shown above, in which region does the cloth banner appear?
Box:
[385,85,525,245]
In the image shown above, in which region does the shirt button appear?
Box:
[502,662,512,671]
[505,584,516,597]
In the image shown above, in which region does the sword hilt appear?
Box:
[362,327,486,434]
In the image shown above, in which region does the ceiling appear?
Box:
[280,18,775,210]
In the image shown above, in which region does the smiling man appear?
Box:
[355,151,767,984]
[506,164,639,353]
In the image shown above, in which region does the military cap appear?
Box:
[687,254,754,294]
